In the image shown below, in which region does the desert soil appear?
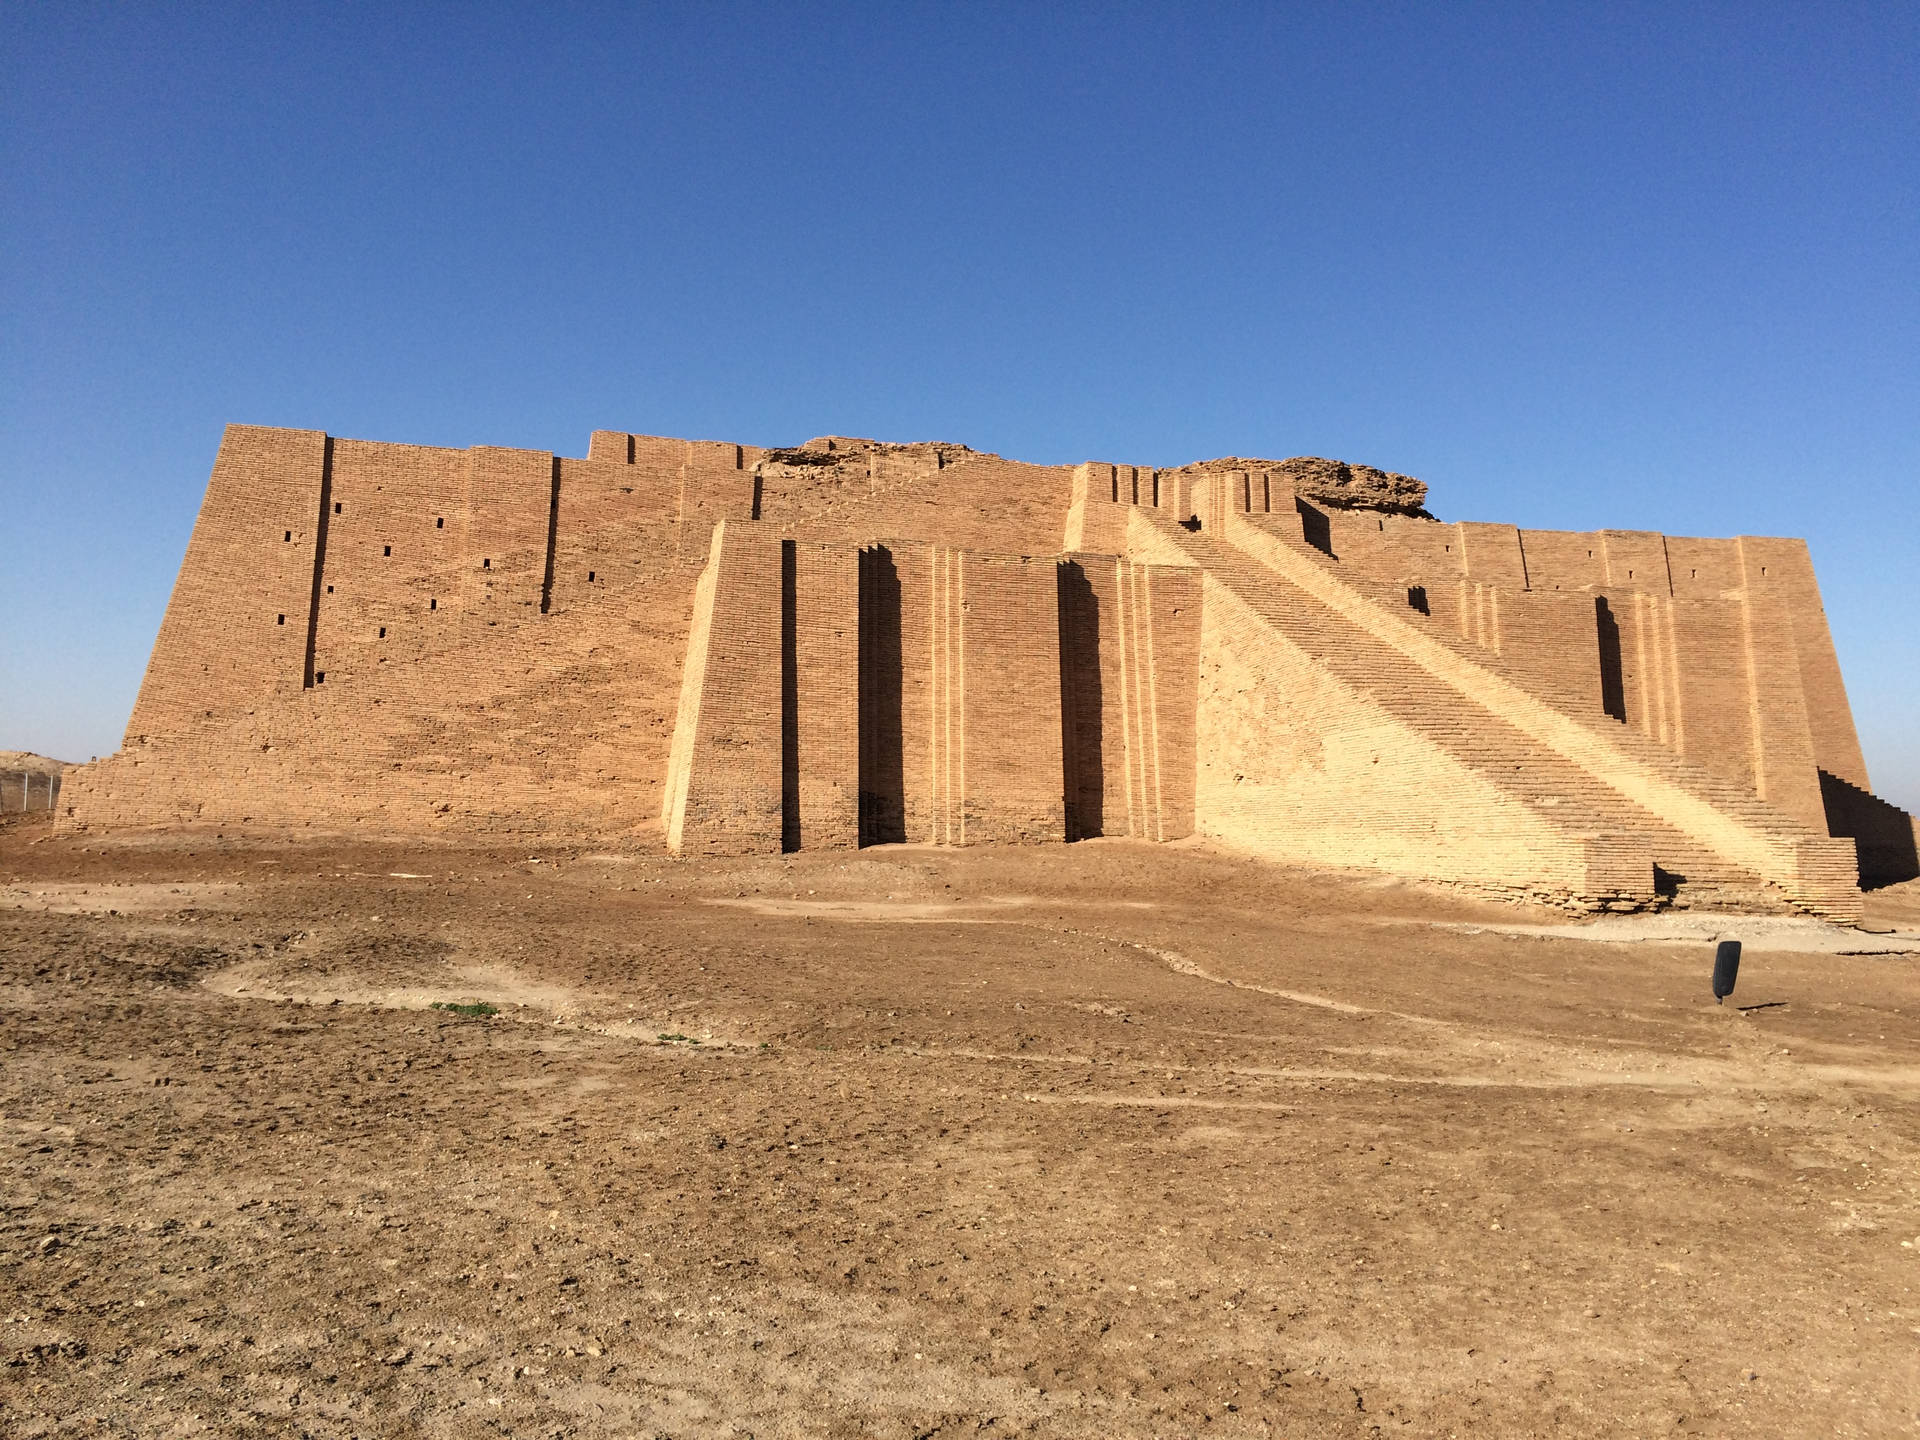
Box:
[0,754,73,777]
[3,813,1918,1438]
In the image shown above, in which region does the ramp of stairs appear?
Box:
[1234,512,1875,870]
[1157,512,1857,917]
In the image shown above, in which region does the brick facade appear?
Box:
[62,424,1919,917]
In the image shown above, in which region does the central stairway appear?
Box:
[1146,509,1860,919]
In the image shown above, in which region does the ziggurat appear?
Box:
[63,425,1920,922]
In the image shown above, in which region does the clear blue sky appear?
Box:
[3,3,1915,808]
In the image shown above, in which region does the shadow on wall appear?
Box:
[302,438,334,689]
[781,540,800,853]
[1057,561,1105,839]
[1595,597,1627,723]
[1296,497,1334,557]
[539,457,561,614]
[1820,769,1920,888]
[858,546,905,845]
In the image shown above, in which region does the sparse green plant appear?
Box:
[430,1001,497,1018]
[657,1032,697,1044]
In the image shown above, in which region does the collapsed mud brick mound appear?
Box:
[1180,456,1431,516]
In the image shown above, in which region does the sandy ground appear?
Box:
[3,812,1918,1438]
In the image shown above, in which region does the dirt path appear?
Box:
[3,825,1917,1436]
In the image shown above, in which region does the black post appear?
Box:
[1712,940,1741,1004]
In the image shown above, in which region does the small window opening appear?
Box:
[483,557,491,569]
[587,570,595,582]
[333,502,342,514]
[1627,569,1634,578]
[383,545,391,557]
[284,531,292,542]
[1407,585,1430,615]
[1760,566,1767,576]
[436,516,444,529]
[378,626,386,638]
[315,672,326,684]
[1378,518,1384,531]
[429,598,437,611]
[276,614,285,625]
[326,584,333,593]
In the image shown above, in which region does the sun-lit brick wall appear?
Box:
[1193,571,1610,904]
[942,549,1066,845]
[664,523,784,854]
[125,425,327,740]
[59,419,1908,908]
[791,540,859,849]
[1734,535,1869,792]
[1063,557,1202,842]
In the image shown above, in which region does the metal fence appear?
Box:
[0,770,63,813]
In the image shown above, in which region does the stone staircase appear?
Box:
[1147,509,1861,919]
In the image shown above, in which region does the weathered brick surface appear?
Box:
[791,541,860,849]
[664,523,783,854]
[62,422,1914,911]
[1193,568,1610,902]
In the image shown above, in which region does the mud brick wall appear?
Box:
[789,541,859,849]
[921,545,965,845]
[1734,536,1870,792]
[664,523,783,854]
[1662,596,1753,778]
[899,547,1066,847]
[70,426,705,836]
[1286,504,1871,839]
[1064,462,1186,554]
[125,425,329,741]
[1472,589,1606,721]
[1057,557,1115,839]
[760,449,1076,557]
[1733,540,1827,832]
[1612,591,1685,748]
[1455,522,1529,587]
[63,418,1904,900]
[1820,772,1920,884]
[961,551,1068,844]
[858,543,916,845]
[1059,556,1201,842]
[1192,572,1602,901]
[667,536,1067,855]
[585,431,768,561]
[308,439,496,689]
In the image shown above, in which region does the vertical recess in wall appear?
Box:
[858,546,905,844]
[1296,497,1334,557]
[539,456,561,614]
[1596,596,1627,722]
[1057,560,1105,839]
[781,540,800,852]
[302,437,334,689]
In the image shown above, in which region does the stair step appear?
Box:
[1162,519,1784,892]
